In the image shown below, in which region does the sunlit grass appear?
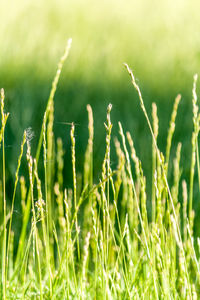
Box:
[0,39,200,299]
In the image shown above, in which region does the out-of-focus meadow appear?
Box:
[1,0,200,224]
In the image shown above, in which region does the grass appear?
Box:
[0,41,200,299]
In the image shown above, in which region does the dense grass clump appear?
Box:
[1,41,200,299]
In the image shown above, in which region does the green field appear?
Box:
[1,0,200,298]
[1,0,200,228]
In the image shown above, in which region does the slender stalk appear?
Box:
[2,120,6,300]
[1,89,9,300]
[165,94,181,174]
[26,141,43,299]
[70,123,80,260]
[15,39,72,266]
[43,113,52,296]
[151,103,158,223]
[189,74,199,230]
[6,131,26,284]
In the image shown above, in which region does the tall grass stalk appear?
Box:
[26,142,43,299]
[0,55,200,298]
[1,89,9,300]
[15,38,72,266]
[70,123,80,261]
[151,103,158,223]
[6,131,26,285]
[43,112,52,297]
[189,74,199,230]
[165,94,181,174]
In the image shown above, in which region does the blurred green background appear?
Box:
[1,0,200,229]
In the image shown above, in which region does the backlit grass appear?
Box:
[1,40,200,299]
